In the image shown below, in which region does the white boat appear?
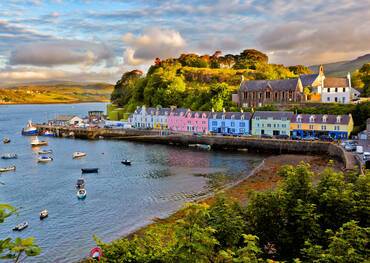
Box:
[1,153,18,159]
[73,152,87,159]
[22,120,38,136]
[38,156,53,163]
[0,165,16,173]
[189,144,211,150]
[38,149,53,154]
[40,209,48,220]
[77,188,87,199]
[43,130,55,137]
[31,137,48,147]
[3,138,11,144]
[13,221,28,231]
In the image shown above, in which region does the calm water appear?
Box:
[0,103,264,262]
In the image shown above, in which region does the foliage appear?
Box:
[0,204,41,262]
[351,63,370,96]
[289,65,313,75]
[95,165,369,262]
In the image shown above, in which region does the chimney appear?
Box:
[240,108,243,113]
[222,108,226,113]
[211,107,214,112]
[347,72,352,89]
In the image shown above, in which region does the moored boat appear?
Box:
[76,177,85,189]
[43,130,55,137]
[31,137,48,147]
[22,120,38,136]
[90,247,102,261]
[189,144,211,150]
[0,165,16,173]
[38,156,53,163]
[13,221,28,231]
[40,209,48,220]
[121,159,131,165]
[73,152,87,159]
[38,149,53,154]
[1,153,18,159]
[77,188,87,199]
[3,138,11,144]
[81,168,99,173]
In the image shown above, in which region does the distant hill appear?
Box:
[309,54,370,76]
[0,82,113,104]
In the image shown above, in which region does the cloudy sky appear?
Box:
[0,0,369,84]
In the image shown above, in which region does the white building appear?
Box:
[321,74,352,104]
[53,115,84,126]
[131,106,172,129]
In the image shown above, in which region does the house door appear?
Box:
[261,129,265,135]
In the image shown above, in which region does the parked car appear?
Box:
[302,136,318,141]
[319,135,334,142]
[363,152,370,160]
[356,145,364,154]
[275,134,289,139]
[261,134,273,139]
[291,135,302,140]
[344,143,356,151]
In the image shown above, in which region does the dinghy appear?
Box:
[22,120,38,136]
[2,138,10,144]
[31,137,48,147]
[38,156,53,163]
[76,178,85,189]
[1,153,17,159]
[73,152,87,159]
[89,247,102,261]
[81,168,98,173]
[43,130,55,137]
[77,188,87,199]
[13,222,28,231]
[38,149,53,154]
[39,209,48,220]
[121,160,131,165]
[0,165,16,173]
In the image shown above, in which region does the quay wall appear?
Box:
[35,125,354,170]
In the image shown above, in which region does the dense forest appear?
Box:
[94,163,369,262]
[110,49,311,113]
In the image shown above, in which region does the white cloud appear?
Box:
[122,28,186,66]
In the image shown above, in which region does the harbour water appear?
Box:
[0,103,264,262]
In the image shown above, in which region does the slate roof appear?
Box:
[186,111,211,118]
[291,114,351,125]
[299,74,319,87]
[324,77,349,87]
[209,112,251,120]
[54,115,78,121]
[134,106,172,115]
[240,79,299,92]
[252,111,293,120]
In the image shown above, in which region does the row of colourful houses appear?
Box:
[130,106,353,139]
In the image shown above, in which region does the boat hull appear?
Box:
[81,168,99,173]
[22,129,38,136]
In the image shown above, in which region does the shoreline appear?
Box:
[0,100,109,105]
[121,153,343,240]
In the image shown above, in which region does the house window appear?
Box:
[309,125,314,130]
[336,116,341,123]
[266,92,271,99]
[239,122,245,127]
[256,117,260,120]
[335,125,340,131]
[335,88,338,92]
[322,115,327,122]
[267,124,271,128]
[297,116,302,122]
[221,121,225,126]
[327,97,330,102]
[231,122,235,127]
[342,97,345,103]
[309,116,315,123]
[321,125,326,130]
[240,128,245,133]
[212,121,217,126]
[282,124,286,128]
[257,123,260,127]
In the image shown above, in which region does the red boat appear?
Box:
[89,247,102,261]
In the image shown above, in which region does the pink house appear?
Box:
[168,109,209,133]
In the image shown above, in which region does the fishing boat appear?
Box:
[0,165,16,173]
[39,209,48,220]
[188,144,211,150]
[22,120,38,136]
[121,159,131,165]
[1,153,18,159]
[38,149,53,154]
[38,156,53,163]
[81,168,99,174]
[30,137,48,147]
[77,188,87,199]
[2,138,11,144]
[89,247,102,261]
[73,152,87,159]
[13,222,28,231]
[43,130,55,137]
[76,178,85,189]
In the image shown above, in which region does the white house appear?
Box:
[53,115,84,126]
[131,106,172,129]
[321,74,352,104]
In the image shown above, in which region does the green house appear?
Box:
[251,111,293,136]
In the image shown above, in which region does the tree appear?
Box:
[289,65,313,75]
[210,83,231,111]
[0,204,41,262]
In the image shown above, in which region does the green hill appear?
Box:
[0,82,113,104]
[309,54,370,77]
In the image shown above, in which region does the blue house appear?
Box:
[208,110,251,135]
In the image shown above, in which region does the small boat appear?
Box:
[0,165,16,173]
[81,168,99,174]
[39,209,48,220]
[76,178,85,189]
[38,149,53,155]
[38,156,53,163]
[77,188,87,199]
[1,153,18,159]
[90,247,102,261]
[189,144,211,150]
[121,160,131,165]
[13,221,28,231]
[22,120,38,136]
[43,130,55,137]
[3,138,11,144]
[73,152,87,159]
[31,137,48,147]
